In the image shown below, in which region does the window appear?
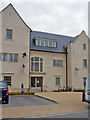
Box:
[45,40,48,46]
[83,44,86,50]
[9,54,18,62]
[83,59,87,68]
[0,53,18,62]
[6,29,12,40]
[4,76,12,86]
[52,41,57,47]
[2,53,8,62]
[0,53,2,61]
[49,41,52,47]
[83,77,87,88]
[31,57,43,72]
[9,54,13,62]
[41,40,44,46]
[34,38,57,48]
[53,60,63,67]
[36,39,40,46]
[56,77,60,86]
[14,54,18,62]
[35,63,39,72]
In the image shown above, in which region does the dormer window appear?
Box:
[34,37,57,48]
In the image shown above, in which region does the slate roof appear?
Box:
[30,31,78,53]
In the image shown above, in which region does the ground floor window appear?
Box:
[4,76,12,86]
[83,77,87,89]
[56,77,60,86]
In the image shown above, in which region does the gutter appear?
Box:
[28,31,31,92]
[65,47,68,90]
[63,46,68,90]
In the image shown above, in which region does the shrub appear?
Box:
[74,89,84,92]
[9,92,35,95]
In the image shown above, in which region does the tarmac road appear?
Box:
[2,95,56,108]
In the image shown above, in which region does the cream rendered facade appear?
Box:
[30,51,66,91]
[0,4,89,92]
[0,4,30,92]
[67,31,88,89]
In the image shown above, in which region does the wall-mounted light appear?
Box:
[75,68,79,71]
[22,52,27,58]
[75,67,79,74]
[22,64,25,72]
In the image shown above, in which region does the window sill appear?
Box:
[30,72,46,74]
[4,39,13,41]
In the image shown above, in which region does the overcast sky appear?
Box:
[0,0,89,37]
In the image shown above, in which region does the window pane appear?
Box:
[41,40,44,46]
[40,58,43,62]
[4,76,12,86]
[53,60,56,66]
[0,53,2,61]
[31,57,34,61]
[83,59,87,68]
[53,42,56,47]
[3,53,8,62]
[59,60,63,67]
[31,62,33,71]
[36,40,40,46]
[45,40,48,46]
[37,78,42,87]
[35,57,39,61]
[57,60,59,66]
[56,77,60,86]
[40,63,43,72]
[35,63,39,72]
[31,78,35,87]
[6,29,12,40]
[83,44,86,50]
[49,41,52,47]
[14,54,18,62]
[83,77,87,88]
[9,54,13,62]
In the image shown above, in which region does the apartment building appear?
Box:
[0,4,88,92]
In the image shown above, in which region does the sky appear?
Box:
[0,0,89,37]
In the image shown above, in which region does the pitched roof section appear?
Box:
[30,31,76,53]
[0,3,31,30]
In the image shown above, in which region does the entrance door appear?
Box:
[31,77,42,91]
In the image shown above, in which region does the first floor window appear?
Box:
[31,57,43,72]
[83,59,87,68]
[3,53,8,62]
[0,53,2,61]
[53,59,63,67]
[9,54,18,62]
[35,63,39,72]
[9,54,13,62]
[56,77,60,86]
[4,76,12,86]
[14,54,18,62]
